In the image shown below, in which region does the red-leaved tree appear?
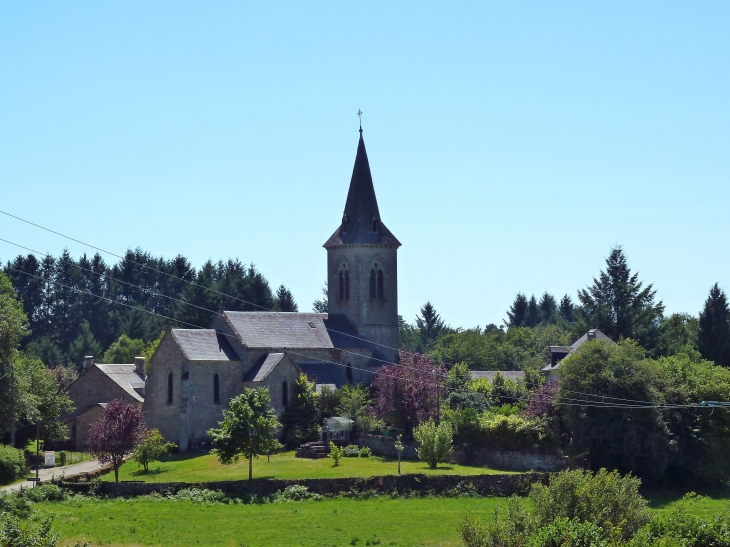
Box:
[524,379,559,419]
[371,352,445,437]
[87,399,147,482]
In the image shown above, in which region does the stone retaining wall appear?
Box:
[356,435,567,472]
[59,472,549,499]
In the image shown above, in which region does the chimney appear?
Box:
[570,334,579,346]
[83,356,94,371]
[135,356,146,380]
[587,330,596,342]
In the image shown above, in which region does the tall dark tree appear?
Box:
[416,301,446,349]
[68,320,103,369]
[275,285,298,312]
[558,294,575,323]
[538,292,558,324]
[525,295,540,327]
[576,246,664,348]
[506,293,528,327]
[698,283,730,368]
[173,260,218,328]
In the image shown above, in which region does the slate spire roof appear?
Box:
[324,131,401,248]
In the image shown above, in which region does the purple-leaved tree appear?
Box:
[371,351,445,437]
[87,399,147,482]
[524,379,559,419]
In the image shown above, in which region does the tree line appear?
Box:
[4,249,298,369]
[399,246,730,369]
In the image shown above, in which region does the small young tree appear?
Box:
[394,434,404,475]
[413,419,453,469]
[208,387,282,480]
[328,441,343,466]
[281,373,321,447]
[87,399,147,483]
[132,428,176,472]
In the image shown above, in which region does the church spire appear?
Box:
[323,129,400,248]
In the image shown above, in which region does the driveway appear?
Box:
[1,458,109,492]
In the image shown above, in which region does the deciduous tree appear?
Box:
[208,388,282,480]
[87,399,147,483]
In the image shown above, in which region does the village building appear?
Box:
[541,328,613,380]
[64,356,146,450]
[143,129,401,451]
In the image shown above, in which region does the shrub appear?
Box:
[0,491,32,519]
[627,493,730,547]
[0,514,59,547]
[58,451,67,466]
[167,488,228,504]
[413,419,453,468]
[359,447,372,457]
[529,517,606,547]
[17,484,66,503]
[479,414,552,451]
[529,468,650,541]
[0,445,28,486]
[342,445,361,457]
[275,485,323,502]
[329,442,343,466]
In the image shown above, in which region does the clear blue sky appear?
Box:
[1,2,728,328]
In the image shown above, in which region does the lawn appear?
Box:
[37,493,730,547]
[40,496,506,547]
[101,451,517,483]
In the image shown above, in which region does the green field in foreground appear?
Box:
[37,494,730,547]
[102,451,516,482]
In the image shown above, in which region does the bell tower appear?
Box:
[323,128,400,363]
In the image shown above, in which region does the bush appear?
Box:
[529,468,649,541]
[167,488,229,504]
[0,514,59,547]
[58,451,67,466]
[342,445,361,457]
[627,493,730,547]
[0,445,28,486]
[461,468,651,546]
[275,485,323,503]
[413,419,453,469]
[479,414,552,451]
[359,447,372,457]
[17,484,66,503]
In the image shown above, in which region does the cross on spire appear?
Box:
[357,109,363,133]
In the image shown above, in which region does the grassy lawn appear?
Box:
[40,496,506,547]
[37,493,730,547]
[101,451,518,483]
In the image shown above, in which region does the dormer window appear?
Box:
[372,216,378,232]
[342,214,348,233]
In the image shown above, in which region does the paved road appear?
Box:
[1,459,108,492]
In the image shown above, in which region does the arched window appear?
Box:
[213,373,220,403]
[338,271,345,300]
[282,381,289,407]
[167,371,173,404]
[346,363,353,383]
[377,270,385,300]
[369,270,376,300]
[344,270,350,300]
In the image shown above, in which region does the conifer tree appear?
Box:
[576,246,664,348]
[558,294,575,323]
[506,293,528,327]
[538,292,558,324]
[416,301,446,349]
[525,295,540,327]
[275,285,298,312]
[698,283,730,368]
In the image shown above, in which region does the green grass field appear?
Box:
[102,451,517,483]
[37,493,730,547]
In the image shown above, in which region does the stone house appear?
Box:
[541,329,613,380]
[64,356,146,450]
[144,128,402,451]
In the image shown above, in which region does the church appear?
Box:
[143,128,401,451]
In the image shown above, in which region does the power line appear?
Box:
[1,213,726,410]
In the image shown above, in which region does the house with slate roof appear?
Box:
[64,356,146,449]
[541,329,614,380]
[144,128,402,451]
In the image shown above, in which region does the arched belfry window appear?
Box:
[369,270,376,300]
[339,264,350,301]
[346,363,353,383]
[167,371,173,404]
[282,381,289,407]
[213,373,220,403]
[377,270,385,300]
